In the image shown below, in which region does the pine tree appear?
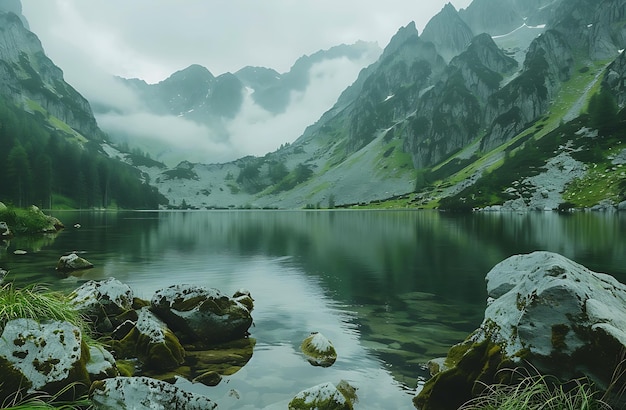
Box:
[6,144,32,207]
[588,88,618,135]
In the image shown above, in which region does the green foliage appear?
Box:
[0,96,165,209]
[0,283,83,330]
[0,206,52,234]
[588,88,618,135]
[459,369,611,410]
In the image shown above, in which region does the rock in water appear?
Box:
[112,307,185,371]
[150,284,253,344]
[301,332,337,367]
[289,382,354,410]
[90,376,217,410]
[56,252,94,272]
[415,251,626,410]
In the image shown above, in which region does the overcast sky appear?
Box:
[21,0,472,84]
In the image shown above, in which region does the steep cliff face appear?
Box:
[482,30,573,150]
[421,3,474,62]
[0,11,102,140]
[346,23,446,152]
[404,34,517,169]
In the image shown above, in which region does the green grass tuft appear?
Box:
[0,283,82,330]
[459,368,612,410]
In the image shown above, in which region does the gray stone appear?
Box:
[0,221,12,239]
[0,319,90,396]
[618,200,626,211]
[151,284,253,344]
[56,252,94,272]
[90,376,217,410]
[301,332,337,367]
[415,252,626,409]
[70,278,134,333]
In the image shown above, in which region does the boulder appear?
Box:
[0,319,90,402]
[28,205,63,232]
[0,221,12,239]
[0,267,7,284]
[90,376,217,410]
[70,278,135,332]
[112,307,185,371]
[150,284,253,344]
[289,381,356,410]
[415,252,626,409]
[618,200,626,211]
[56,252,94,272]
[301,332,337,367]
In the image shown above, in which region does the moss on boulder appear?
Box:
[301,332,337,367]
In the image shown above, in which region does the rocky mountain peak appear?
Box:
[458,0,524,36]
[420,3,474,62]
[0,0,28,29]
[380,21,419,62]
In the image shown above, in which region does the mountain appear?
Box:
[135,0,625,211]
[421,3,474,62]
[0,4,165,209]
[96,41,381,165]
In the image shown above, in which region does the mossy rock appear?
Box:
[112,308,185,372]
[414,339,512,410]
[289,381,354,410]
[301,332,337,367]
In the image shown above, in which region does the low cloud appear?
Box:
[227,55,376,158]
[94,54,377,166]
[97,112,233,165]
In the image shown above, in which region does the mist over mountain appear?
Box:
[92,42,381,166]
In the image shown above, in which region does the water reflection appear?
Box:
[1,210,624,409]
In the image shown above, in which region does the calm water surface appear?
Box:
[1,210,625,409]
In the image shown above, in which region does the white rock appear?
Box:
[289,382,348,409]
[0,319,86,391]
[90,376,217,410]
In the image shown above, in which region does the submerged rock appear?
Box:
[56,252,94,272]
[90,376,217,410]
[415,252,626,409]
[301,332,337,367]
[150,284,253,344]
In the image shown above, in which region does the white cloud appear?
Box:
[96,112,233,165]
[227,56,374,158]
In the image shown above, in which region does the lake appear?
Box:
[1,210,625,409]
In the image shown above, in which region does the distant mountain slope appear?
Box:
[139,0,625,210]
[0,10,103,140]
[0,5,166,209]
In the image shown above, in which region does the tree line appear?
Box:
[0,97,166,209]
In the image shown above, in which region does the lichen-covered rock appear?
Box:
[289,381,354,410]
[150,284,253,344]
[56,252,94,272]
[415,252,626,409]
[90,376,217,410]
[0,267,7,284]
[70,278,135,332]
[112,307,185,371]
[0,319,90,401]
[301,332,337,367]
